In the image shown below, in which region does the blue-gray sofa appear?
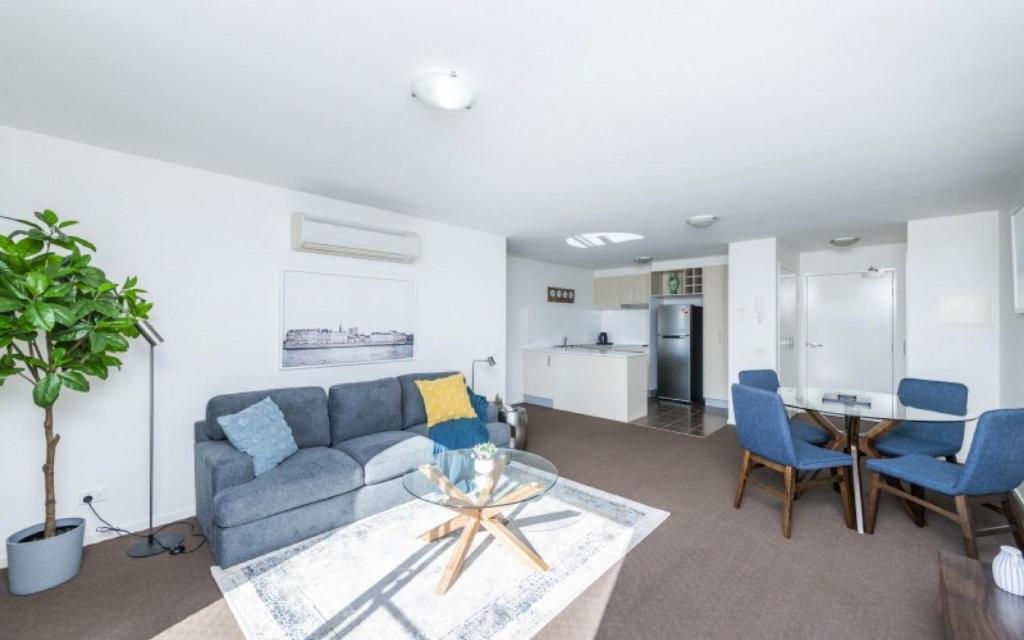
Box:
[193,371,510,567]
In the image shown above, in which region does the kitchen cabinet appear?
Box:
[522,348,648,421]
[522,349,555,398]
[593,274,650,309]
[701,264,728,402]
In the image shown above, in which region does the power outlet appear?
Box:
[79,487,108,504]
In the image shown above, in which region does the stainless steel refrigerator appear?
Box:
[656,304,703,403]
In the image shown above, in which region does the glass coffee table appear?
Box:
[402,448,559,594]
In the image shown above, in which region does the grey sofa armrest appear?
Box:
[194,420,211,443]
[486,401,499,423]
[194,440,254,536]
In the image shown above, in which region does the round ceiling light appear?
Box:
[686,215,719,228]
[633,256,653,264]
[830,236,860,247]
[410,70,474,110]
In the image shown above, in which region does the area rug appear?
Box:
[210,471,669,640]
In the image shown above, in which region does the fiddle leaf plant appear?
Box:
[0,210,151,538]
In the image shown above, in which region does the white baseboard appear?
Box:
[0,507,196,570]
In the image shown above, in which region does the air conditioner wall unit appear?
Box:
[291,212,422,263]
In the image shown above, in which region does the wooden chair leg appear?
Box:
[734,449,752,509]
[838,467,855,529]
[1001,495,1024,550]
[954,495,978,559]
[782,465,796,539]
[909,484,927,527]
[866,471,882,534]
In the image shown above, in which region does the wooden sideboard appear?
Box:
[939,550,1024,639]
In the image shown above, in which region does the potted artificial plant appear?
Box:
[1,210,150,595]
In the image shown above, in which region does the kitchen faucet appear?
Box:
[562,336,569,348]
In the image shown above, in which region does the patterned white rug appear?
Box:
[211,474,669,640]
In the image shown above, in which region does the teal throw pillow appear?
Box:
[217,397,298,475]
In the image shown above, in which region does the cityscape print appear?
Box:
[281,270,416,368]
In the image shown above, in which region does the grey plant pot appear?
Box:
[6,517,85,595]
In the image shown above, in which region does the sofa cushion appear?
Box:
[217,398,299,476]
[335,431,433,485]
[398,371,459,428]
[328,378,403,443]
[207,387,330,448]
[407,421,511,448]
[213,447,362,528]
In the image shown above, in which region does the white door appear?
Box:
[777,266,799,387]
[805,271,894,394]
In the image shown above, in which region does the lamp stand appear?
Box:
[128,340,182,557]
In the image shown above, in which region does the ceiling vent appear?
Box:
[291,213,422,263]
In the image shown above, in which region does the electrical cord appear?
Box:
[83,496,207,555]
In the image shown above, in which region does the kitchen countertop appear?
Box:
[523,345,648,358]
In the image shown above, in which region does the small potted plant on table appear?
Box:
[472,442,498,475]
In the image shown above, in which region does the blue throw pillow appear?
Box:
[467,387,489,422]
[217,397,299,476]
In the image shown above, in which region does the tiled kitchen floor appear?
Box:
[629,398,729,437]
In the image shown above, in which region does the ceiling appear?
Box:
[2,1,1023,269]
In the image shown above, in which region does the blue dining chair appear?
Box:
[731,384,855,537]
[863,378,968,462]
[865,408,1024,558]
[738,369,839,447]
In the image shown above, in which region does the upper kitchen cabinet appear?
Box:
[593,274,650,309]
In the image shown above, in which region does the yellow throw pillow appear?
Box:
[415,374,478,428]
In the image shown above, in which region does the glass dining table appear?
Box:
[777,387,979,534]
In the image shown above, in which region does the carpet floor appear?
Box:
[2,405,1014,639]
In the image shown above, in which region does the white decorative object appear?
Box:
[210,472,669,640]
[993,545,1024,596]
[473,458,494,475]
[281,270,416,369]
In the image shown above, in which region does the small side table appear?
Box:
[938,550,1024,639]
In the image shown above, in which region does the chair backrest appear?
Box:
[738,369,781,392]
[953,409,1024,496]
[731,384,798,466]
[894,377,968,447]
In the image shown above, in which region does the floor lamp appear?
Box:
[471,356,496,392]
[128,320,184,558]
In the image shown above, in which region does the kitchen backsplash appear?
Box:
[518,307,650,347]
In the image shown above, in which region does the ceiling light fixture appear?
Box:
[633,256,653,264]
[830,236,860,247]
[410,70,474,110]
[686,215,719,228]
[565,232,644,249]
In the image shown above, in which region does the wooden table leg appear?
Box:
[437,513,481,594]
[480,516,549,572]
[418,514,470,542]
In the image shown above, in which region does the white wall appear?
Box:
[506,256,596,403]
[1001,184,1024,409]
[727,238,780,421]
[0,126,507,566]
[907,211,1001,454]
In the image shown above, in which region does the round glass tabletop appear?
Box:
[777,387,979,423]
[402,448,559,510]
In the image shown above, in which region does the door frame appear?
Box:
[776,263,800,387]
[801,268,898,395]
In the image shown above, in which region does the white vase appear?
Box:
[993,545,1024,596]
[474,458,494,475]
